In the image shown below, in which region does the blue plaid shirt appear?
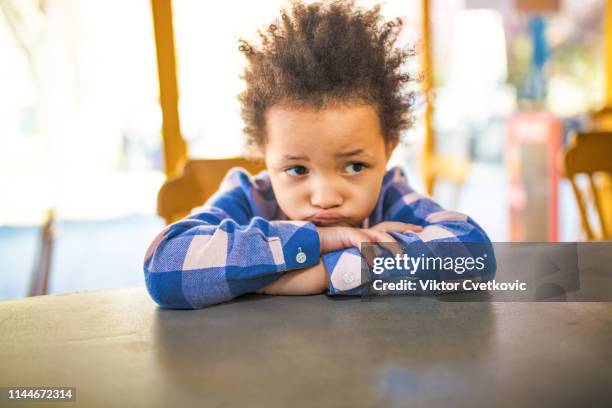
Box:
[144,166,495,308]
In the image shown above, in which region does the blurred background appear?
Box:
[1,0,610,300]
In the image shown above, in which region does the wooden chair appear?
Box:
[563,131,612,240]
[29,209,55,296]
[591,106,612,130]
[157,158,266,224]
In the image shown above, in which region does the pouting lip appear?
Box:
[309,213,348,226]
[311,219,345,226]
[309,212,345,222]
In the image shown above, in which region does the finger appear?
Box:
[350,230,373,250]
[350,230,382,269]
[369,222,389,232]
[360,243,379,270]
[376,233,404,259]
[374,221,423,234]
[364,229,403,258]
[359,233,399,271]
[381,240,403,258]
[366,229,395,243]
[403,224,424,233]
[393,222,423,233]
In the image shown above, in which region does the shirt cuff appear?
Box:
[269,220,321,271]
[322,248,365,295]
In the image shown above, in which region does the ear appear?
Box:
[385,140,398,161]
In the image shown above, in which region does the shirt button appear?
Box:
[343,272,355,284]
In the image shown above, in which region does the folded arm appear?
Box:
[143,170,321,309]
[322,173,496,295]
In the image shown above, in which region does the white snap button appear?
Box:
[296,247,307,264]
[343,273,355,284]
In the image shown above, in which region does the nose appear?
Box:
[310,178,343,209]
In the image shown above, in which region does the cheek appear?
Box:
[356,184,380,205]
[350,174,384,206]
[270,177,307,215]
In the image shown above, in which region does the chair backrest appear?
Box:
[29,209,54,296]
[157,158,266,224]
[563,131,612,240]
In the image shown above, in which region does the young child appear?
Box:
[143,0,495,309]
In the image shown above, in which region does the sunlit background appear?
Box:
[0,0,607,300]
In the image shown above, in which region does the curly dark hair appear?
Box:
[237,0,417,156]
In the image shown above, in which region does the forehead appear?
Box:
[264,103,385,155]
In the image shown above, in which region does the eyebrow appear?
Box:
[283,155,309,161]
[334,149,369,159]
[282,149,370,161]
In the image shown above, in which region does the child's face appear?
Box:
[263,102,395,227]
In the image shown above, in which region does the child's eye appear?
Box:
[344,162,367,174]
[285,165,308,177]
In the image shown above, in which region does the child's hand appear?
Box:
[365,221,424,260]
[317,225,389,254]
[369,221,423,235]
[317,222,423,254]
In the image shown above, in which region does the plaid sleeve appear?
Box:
[322,167,496,295]
[143,169,321,309]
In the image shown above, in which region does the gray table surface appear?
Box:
[1,288,611,407]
